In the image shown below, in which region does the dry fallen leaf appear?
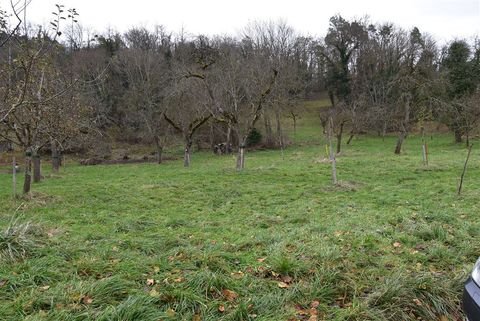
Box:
[0,280,6,287]
[166,308,176,317]
[281,275,293,283]
[193,314,202,321]
[231,271,244,279]
[257,266,266,273]
[81,296,93,305]
[149,289,160,298]
[277,281,289,288]
[393,242,401,248]
[413,298,422,306]
[310,300,320,308]
[257,258,266,262]
[146,278,155,286]
[222,289,238,301]
[294,303,307,311]
[415,244,427,251]
[40,285,50,291]
[218,305,225,312]
[173,277,184,283]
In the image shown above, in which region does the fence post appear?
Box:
[12,156,16,198]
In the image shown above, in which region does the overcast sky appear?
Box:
[18,0,480,43]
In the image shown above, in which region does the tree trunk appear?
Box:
[422,143,428,166]
[51,141,60,172]
[23,151,32,194]
[382,121,387,142]
[184,139,192,167]
[33,153,41,183]
[226,122,232,154]
[394,132,406,154]
[292,114,297,138]
[328,117,337,185]
[346,130,354,145]
[336,121,345,154]
[236,145,245,170]
[263,113,274,147]
[154,136,163,164]
[454,129,462,143]
[12,157,17,197]
[275,110,283,148]
[458,144,473,195]
[209,122,215,151]
[394,96,410,155]
[157,146,163,164]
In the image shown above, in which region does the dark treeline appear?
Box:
[0,4,479,194]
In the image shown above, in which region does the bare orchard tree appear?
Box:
[393,28,437,154]
[207,36,278,170]
[357,24,406,139]
[163,75,211,167]
[159,35,218,167]
[115,26,173,163]
[0,5,80,193]
[436,89,480,147]
[235,64,278,170]
[244,20,302,149]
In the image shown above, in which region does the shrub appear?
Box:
[246,128,262,147]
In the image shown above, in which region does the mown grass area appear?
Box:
[1,104,479,320]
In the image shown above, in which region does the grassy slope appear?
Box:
[0,101,479,320]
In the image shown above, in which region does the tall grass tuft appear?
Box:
[0,216,44,262]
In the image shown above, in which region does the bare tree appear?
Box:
[393,28,437,154]
[0,4,81,193]
[163,76,211,167]
[321,15,368,153]
[206,35,279,170]
[115,26,173,163]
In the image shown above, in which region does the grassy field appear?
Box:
[0,104,479,320]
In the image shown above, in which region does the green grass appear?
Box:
[0,103,479,320]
